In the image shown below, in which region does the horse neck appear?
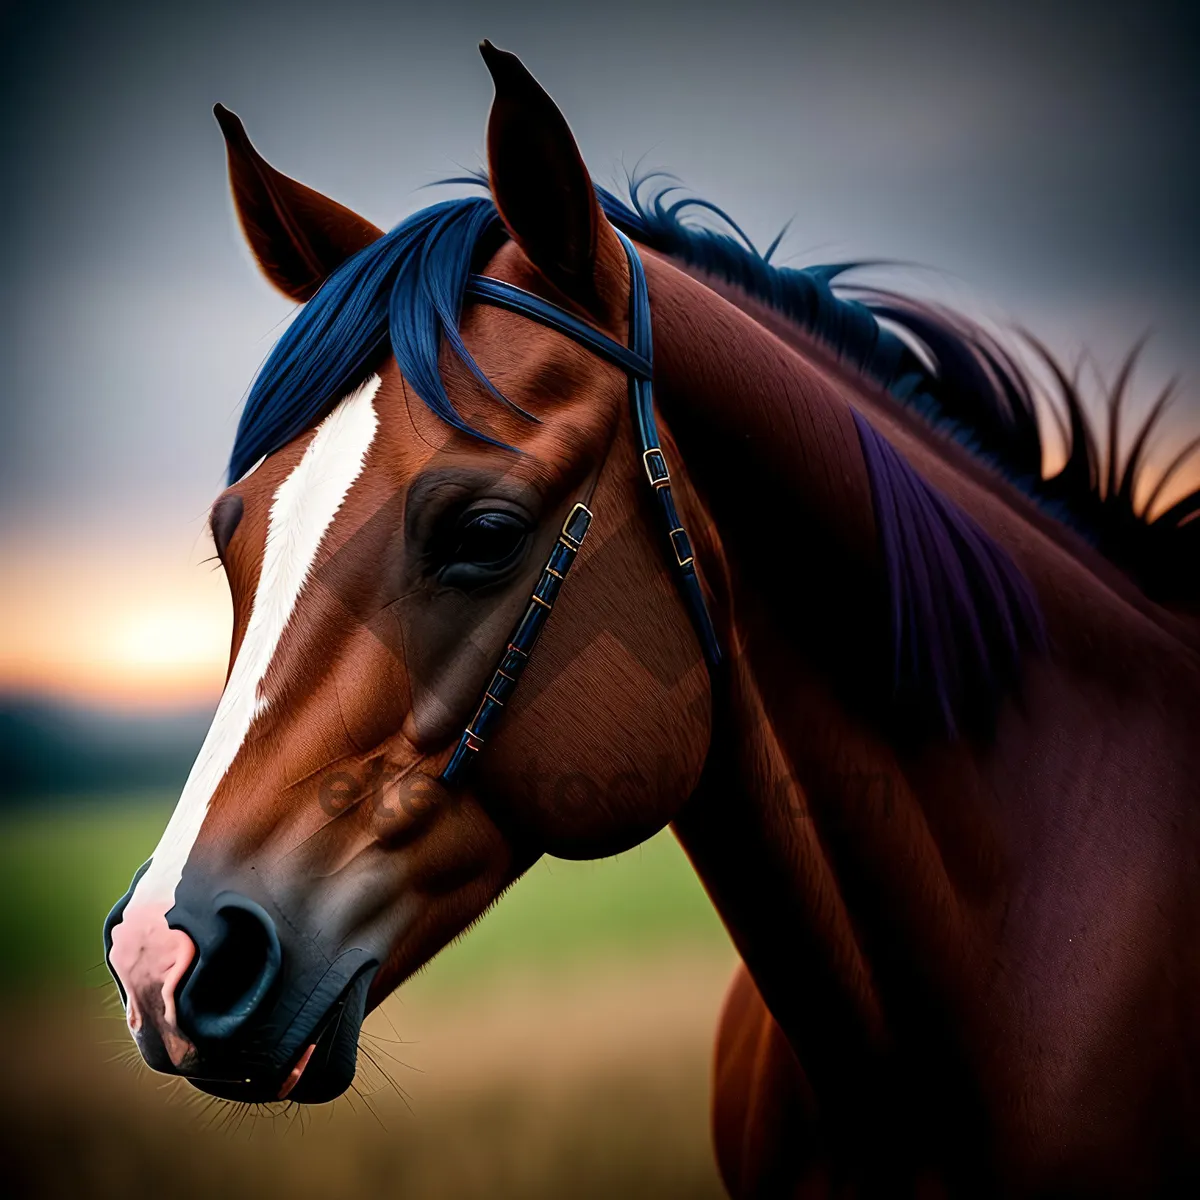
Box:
[644,254,1200,1166]
[645,253,899,1041]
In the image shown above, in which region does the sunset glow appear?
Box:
[0,532,230,709]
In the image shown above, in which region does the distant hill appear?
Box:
[0,694,212,807]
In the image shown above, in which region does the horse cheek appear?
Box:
[479,639,711,859]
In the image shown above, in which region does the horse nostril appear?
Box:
[177,894,281,1042]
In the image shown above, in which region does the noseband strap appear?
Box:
[440,231,720,787]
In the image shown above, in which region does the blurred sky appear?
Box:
[0,0,1196,707]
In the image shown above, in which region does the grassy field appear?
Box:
[0,793,174,989]
[0,795,736,1198]
[0,792,731,992]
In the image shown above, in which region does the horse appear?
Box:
[104,41,1200,1197]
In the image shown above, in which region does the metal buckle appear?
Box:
[559,501,593,549]
[668,527,694,568]
[642,447,671,489]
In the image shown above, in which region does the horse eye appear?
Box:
[439,510,530,584]
[454,511,528,565]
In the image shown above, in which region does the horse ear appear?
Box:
[479,42,623,320]
[213,104,383,303]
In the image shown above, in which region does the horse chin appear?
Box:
[277,996,365,1104]
[188,968,372,1105]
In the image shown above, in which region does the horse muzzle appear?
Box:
[104,865,378,1103]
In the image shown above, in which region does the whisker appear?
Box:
[359,1045,414,1114]
[362,1032,423,1073]
[351,1081,389,1132]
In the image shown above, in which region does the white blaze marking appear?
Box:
[129,375,381,912]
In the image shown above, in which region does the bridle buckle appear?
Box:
[642,447,671,489]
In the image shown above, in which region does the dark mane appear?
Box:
[228,176,1199,612]
[595,178,1200,612]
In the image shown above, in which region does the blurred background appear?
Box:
[0,1,1196,1196]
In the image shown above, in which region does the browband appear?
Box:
[441,231,720,787]
[464,275,652,381]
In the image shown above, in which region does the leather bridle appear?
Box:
[440,231,721,786]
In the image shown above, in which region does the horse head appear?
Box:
[104,43,713,1103]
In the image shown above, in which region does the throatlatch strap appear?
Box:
[614,229,721,671]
